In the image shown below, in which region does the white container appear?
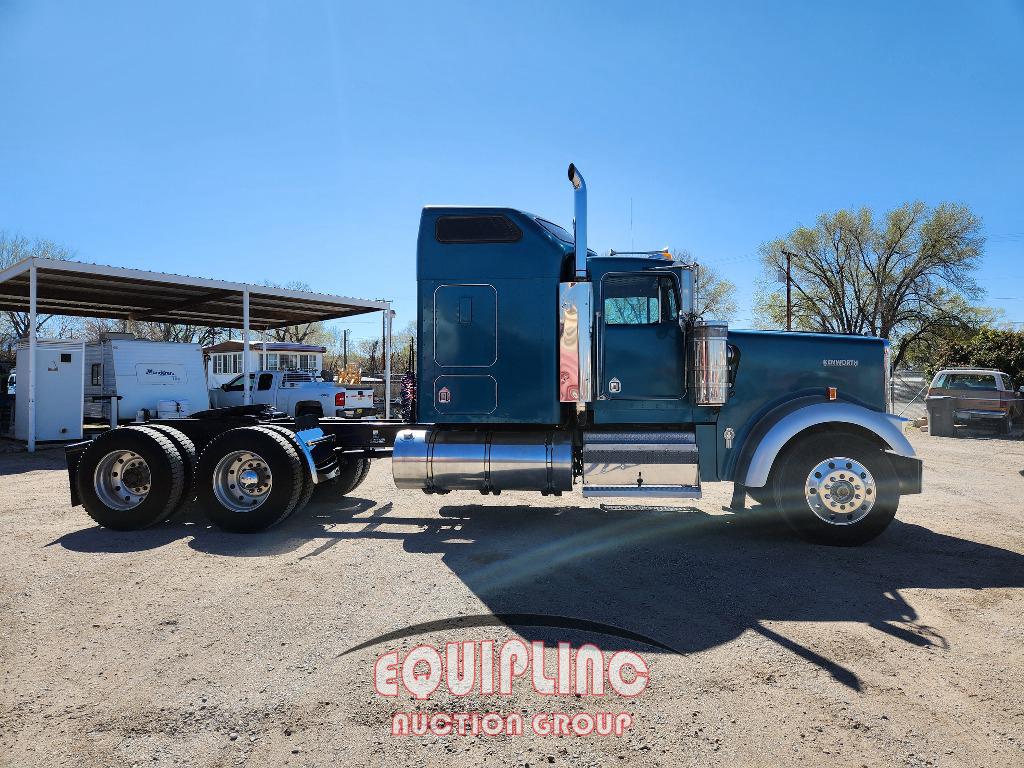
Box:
[15,339,85,442]
[156,399,192,419]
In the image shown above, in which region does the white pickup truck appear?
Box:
[209,371,375,419]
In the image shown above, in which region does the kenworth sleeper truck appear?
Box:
[65,165,922,545]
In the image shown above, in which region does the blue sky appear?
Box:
[2,1,1022,340]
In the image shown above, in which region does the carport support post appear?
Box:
[27,261,37,453]
[242,288,251,406]
[384,302,393,420]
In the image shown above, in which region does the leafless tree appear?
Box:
[258,280,333,345]
[0,231,79,342]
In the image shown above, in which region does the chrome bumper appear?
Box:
[954,409,1005,420]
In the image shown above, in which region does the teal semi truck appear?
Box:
[66,165,921,545]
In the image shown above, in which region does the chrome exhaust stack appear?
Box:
[561,163,593,405]
[568,163,587,278]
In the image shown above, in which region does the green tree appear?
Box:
[929,327,1024,383]
[672,251,738,320]
[754,202,987,367]
[695,263,738,321]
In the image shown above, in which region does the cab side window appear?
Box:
[258,374,274,391]
[223,374,256,392]
[603,274,678,325]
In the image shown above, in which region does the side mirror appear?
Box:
[221,383,229,391]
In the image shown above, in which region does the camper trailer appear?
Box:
[84,335,210,423]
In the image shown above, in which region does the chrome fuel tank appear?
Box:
[392,429,573,494]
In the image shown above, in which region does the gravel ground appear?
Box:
[2,429,1023,767]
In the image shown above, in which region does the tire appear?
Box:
[76,426,185,530]
[772,432,898,546]
[996,414,1012,436]
[320,457,371,497]
[196,426,304,533]
[253,424,314,515]
[746,485,773,508]
[141,424,197,506]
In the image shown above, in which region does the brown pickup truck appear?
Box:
[926,368,1023,436]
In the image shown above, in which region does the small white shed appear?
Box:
[15,338,84,442]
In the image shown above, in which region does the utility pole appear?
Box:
[781,249,796,332]
[342,328,349,369]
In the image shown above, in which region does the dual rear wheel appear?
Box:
[78,425,372,533]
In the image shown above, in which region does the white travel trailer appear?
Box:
[84,336,210,423]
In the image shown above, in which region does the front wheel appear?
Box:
[772,432,898,546]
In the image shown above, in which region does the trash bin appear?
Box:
[0,392,11,435]
[926,396,955,437]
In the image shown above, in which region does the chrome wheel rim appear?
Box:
[212,450,273,513]
[94,450,151,511]
[804,456,876,526]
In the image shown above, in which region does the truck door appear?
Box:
[217,374,251,407]
[254,373,275,407]
[599,272,684,400]
[216,373,275,408]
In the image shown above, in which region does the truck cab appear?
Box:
[393,164,923,545]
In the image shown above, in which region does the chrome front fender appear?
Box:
[741,402,915,489]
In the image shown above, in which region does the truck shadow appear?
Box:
[51,497,1024,690]
[388,503,1023,690]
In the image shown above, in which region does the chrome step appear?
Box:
[582,484,702,499]
[581,431,701,499]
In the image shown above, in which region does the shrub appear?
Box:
[930,328,1024,384]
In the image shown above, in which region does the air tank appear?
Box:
[692,321,730,406]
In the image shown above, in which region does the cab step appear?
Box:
[582,484,702,499]
[581,431,702,499]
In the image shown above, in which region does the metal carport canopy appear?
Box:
[0,257,388,328]
[0,257,394,451]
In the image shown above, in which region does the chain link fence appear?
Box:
[891,368,929,420]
